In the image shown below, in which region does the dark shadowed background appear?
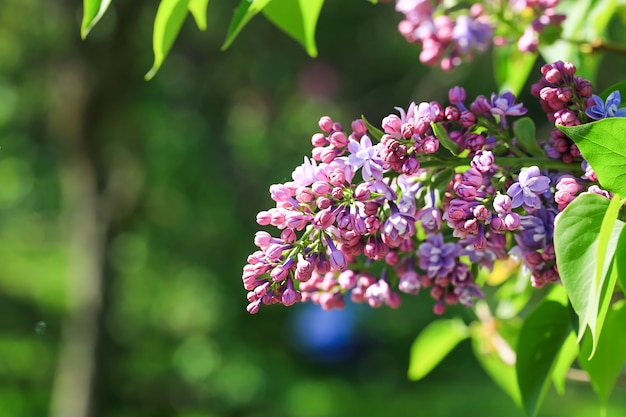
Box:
[1,1,626,416]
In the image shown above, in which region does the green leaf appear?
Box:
[493,44,537,97]
[262,0,324,57]
[551,331,578,395]
[516,301,572,417]
[430,168,454,197]
[361,115,384,142]
[470,320,520,405]
[559,119,626,195]
[81,0,112,39]
[616,227,626,291]
[513,117,545,157]
[553,193,624,346]
[431,122,460,155]
[407,318,469,381]
[221,0,274,51]
[579,300,626,404]
[146,0,191,80]
[188,0,209,30]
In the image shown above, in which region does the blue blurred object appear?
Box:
[290,301,360,363]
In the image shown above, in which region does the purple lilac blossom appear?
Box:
[417,233,461,278]
[507,166,551,210]
[347,136,385,181]
[585,91,626,120]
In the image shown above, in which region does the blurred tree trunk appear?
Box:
[47,2,143,416]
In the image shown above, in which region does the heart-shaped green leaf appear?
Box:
[262,0,324,57]
[559,119,626,196]
[554,193,624,351]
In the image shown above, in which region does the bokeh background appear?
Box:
[1,1,626,416]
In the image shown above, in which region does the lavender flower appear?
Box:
[585,91,626,120]
[346,135,385,181]
[417,233,461,278]
[507,166,551,211]
[490,91,527,128]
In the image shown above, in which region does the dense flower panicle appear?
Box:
[242,61,612,315]
[393,0,564,69]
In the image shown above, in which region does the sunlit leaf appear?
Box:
[221,0,274,51]
[553,193,624,349]
[146,0,191,80]
[559,119,626,195]
[516,301,572,417]
[493,45,537,97]
[262,0,324,57]
[431,122,461,155]
[579,300,626,404]
[616,228,626,291]
[407,318,469,381]
[188,0,209,30]
[513,117,544,157]
[81,0,112,39]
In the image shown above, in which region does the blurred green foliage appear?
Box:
[0,1,625,416]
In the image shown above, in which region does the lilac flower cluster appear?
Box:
[393,1,565,70]
[242,60,612,315]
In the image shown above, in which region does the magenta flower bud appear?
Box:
[314,208,335,229]
[329,249,348,271]
[423,136,439,154]
[265,243,287,261]
[473,205,490,221]
[254,231,273,249]
[354,183,370,201]
[449,86,466,104]
[311,133,327,147]
[490,216,505,233]
[402,157,420,175]
[445,106,460,121]
[463,168,483,188]
[316,196,331,209]
[271,264,290,282]
[247,299,261,314]
[281,228,296,243]
[447,199,469,221]
[382,114,402,134]
[504,212,521,230]
[312,180,331,195]
[320,146,337,163]
[331,187,344,200]
[269,209,286,228]
[556,175,579,194]
[473,235,487,250]
[329,131,347,148]
[493,194,512,214]
[459,111,476,128]
[554,108,579,126]
[295,186,314,204]
[545,68,561,83]
[318,116,334,132]
[315,254,330,274]
[417,207,442,233]
[351,119,367,134]
[455,183,477,201]
[470,95,491,115]
[269,184,293,202]
[256,210,272,226]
